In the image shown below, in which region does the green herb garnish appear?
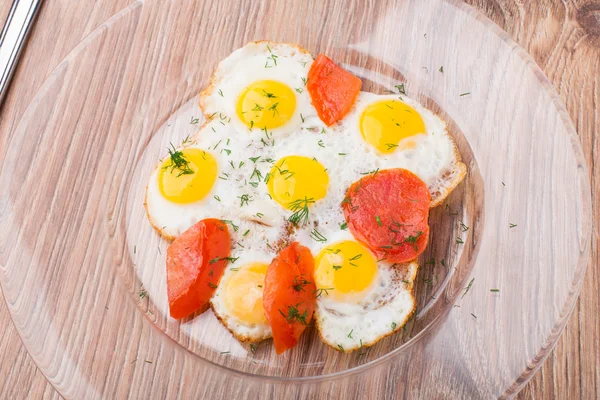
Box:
[461,278,474,299]
[395,83,406,95]
[403,231,423,251]
[288,197,315,226]
[310,229,327,242]
[163,144,194,177]
[279,303,308,325]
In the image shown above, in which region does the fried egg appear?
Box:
[200,41,323,138]
[210,250,273,342]
[335,92,466,206]
[145,116,288,241]
[145,118,233,240]
[309,232,417,351]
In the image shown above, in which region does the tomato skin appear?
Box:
[307,54,362,126]
[166,218,230,319]
[263,242,316,354]
[342,169,431,263]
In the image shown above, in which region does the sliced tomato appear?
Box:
[263,242,316,354]
[341,169,430,263]
[166,218,230,319]
[307,54,362,126]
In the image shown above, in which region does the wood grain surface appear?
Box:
[0,0,597,399]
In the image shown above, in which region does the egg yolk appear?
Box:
[267,156,329,210]
[314,241,378,302]
[158,148,218,204]
[223,263,268,324]
[236,80,296,130]
[360,100,426,153]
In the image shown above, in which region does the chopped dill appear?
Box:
[291,275,312,292]
[238,194,252,207]
[163,144,194,177]
[395,83,406,95]
[279,303,308,325]
[314,287,334,298]
[403,231,423,251]
[288,197,315,226]
[310,229,327,242]
[139,287,147,300]
[461,278,474,299]
[221,220,239,232]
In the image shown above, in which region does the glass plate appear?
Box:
[0,0,591,398]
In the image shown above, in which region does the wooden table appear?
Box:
[0,0,597,398]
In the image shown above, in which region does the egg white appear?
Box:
[200,41,323,138]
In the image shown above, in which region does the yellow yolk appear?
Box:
[223,263,268,324]
[158,148,217,204]
[360,100,426,153]
[314,241,378,302]
[236,80,296,130]
[267,156,329,210]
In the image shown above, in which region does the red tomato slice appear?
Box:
[166,218,231,319]
[263,242,316,354]
[342,169,431,263]
[307,54,362,126]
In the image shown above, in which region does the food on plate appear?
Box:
[263,242,316,354]
[210,250,273,342]
[166,218,231,319]
[144,40,468,354]
[307,54,362,126]
[341,168,430,263]
[312,233,418,351]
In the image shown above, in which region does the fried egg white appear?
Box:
[335,92,466,207]
[146,42,467,350]
[308,231,418,352]
[200,41,323,139]
[210,250,273,342]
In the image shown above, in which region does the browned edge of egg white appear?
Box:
[209,297,273,344]
[314,261,419,353]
